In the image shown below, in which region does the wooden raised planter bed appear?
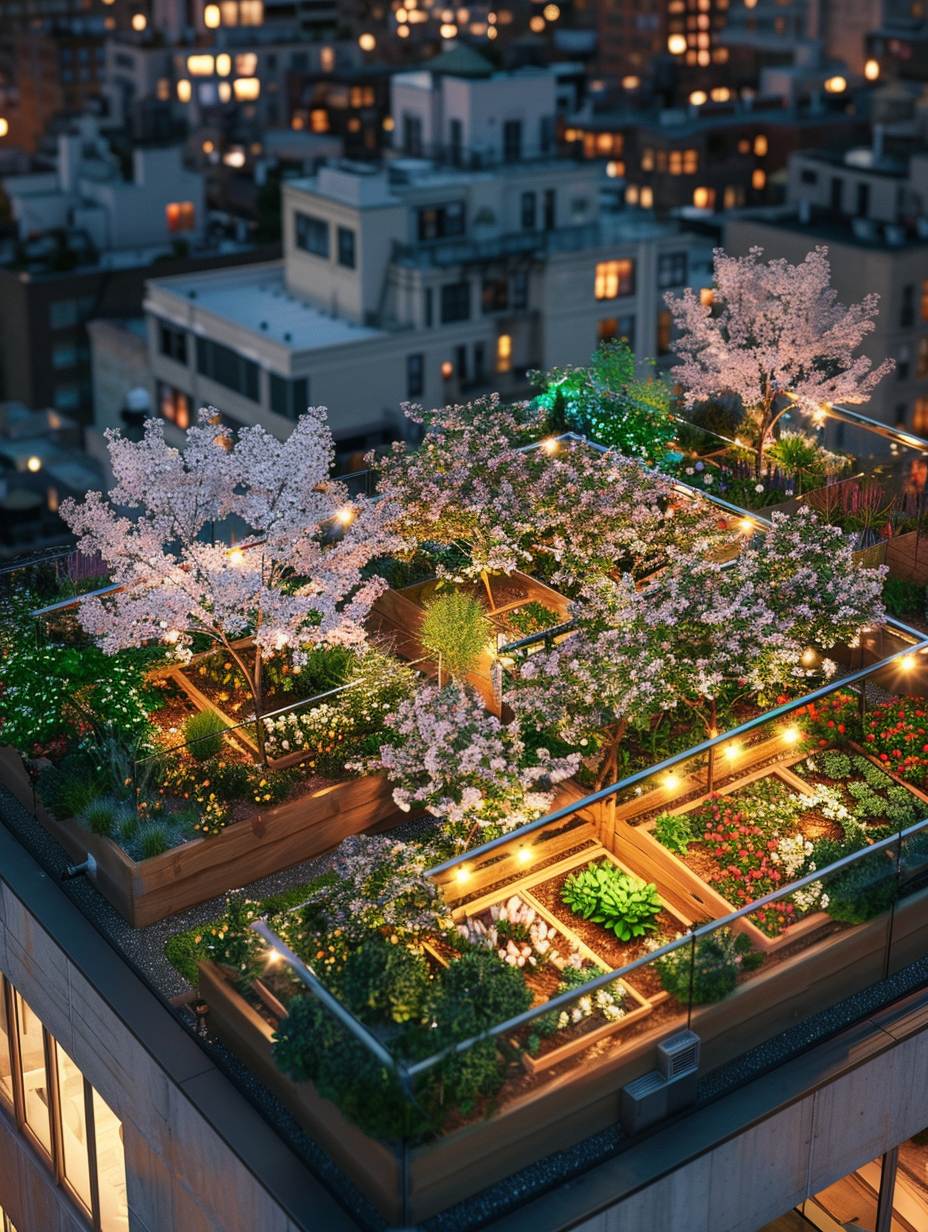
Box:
[0,746,407,928]
[450,841,687,1077]
[197,878,928,1224]
[368,570,571,715]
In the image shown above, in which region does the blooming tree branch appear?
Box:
[667,246,894,476]
[60,408,396,762]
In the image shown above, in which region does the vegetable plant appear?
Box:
[561,861,662,941]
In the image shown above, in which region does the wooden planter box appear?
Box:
[0,746,407,928]
[197,880,928,1224]
[368,570,571,715]
[450,843,684,1077]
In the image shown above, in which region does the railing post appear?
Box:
[875,1145,899,1232]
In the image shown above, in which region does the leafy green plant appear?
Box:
[420,590,493,683]
[824,851,897,924]
[653,811,696,855]
[530,341,675,462]
[507,602,561,638]
[37,754,107,820]
[335,936,431,1025]
[561,861,662,941]
[652,927,764,1004]
[183,709,228,761]
[884,576,926,617]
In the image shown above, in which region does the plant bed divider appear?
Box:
[368,571,571,717]
[0,746,408,928]
[450,842,686,1076]
[196,879,928,1224]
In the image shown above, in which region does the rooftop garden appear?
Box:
[3,244,928,1224]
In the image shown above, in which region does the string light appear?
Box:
[228,548,245,565]
[783,728,799,744]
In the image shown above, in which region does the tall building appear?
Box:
[140,67,712,459]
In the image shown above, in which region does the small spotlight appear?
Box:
[517,847,532,864]
[455,866,470,883]
[664,773,679,790]
[901,655,915,671]
[228,548,244,565]
[26,456,41,473]
[542,437,558,454]
[739,518,753,533]
[783,728,799,744]
[725,744,739,760]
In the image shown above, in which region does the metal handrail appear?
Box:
[425,632,928,878]
[251,789,928,1083]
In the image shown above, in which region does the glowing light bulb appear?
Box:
[542,437,558,454]
[455,866,470,883]
[901,655,916,671]
[739,518,753,533]
[229,548,245,565]
[26,456,41,473]
[725,743,739,760]
[783,728,799,745]
[517,847,532,864]
[337,508,354,525]
[664,773,679,790]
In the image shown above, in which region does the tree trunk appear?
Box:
[252,645,268,765]
[595,717,629,790]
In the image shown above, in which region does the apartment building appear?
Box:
[140,66,712,456]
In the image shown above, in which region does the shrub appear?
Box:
[37,754,106,820]
[420,590,493,682]
[507,602,561,639]
[561,861,662,941]
[652,927,764,1004]
[335,936,431,1025]
[653,811,696,855]
[883,576,926,617]
[183,709,228,762]
[824,850,897,924]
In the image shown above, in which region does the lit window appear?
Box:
[156,77,170,100]
[754,133,767,156]
[641,147,654,171]
[187,54,214,75]
[233,77,260,101]
[239,0,263,20]
[166,202,196,232]
[310,109,329,133]
[640,186,654,208]
[915,398,928,433]
[177,79,192,102]
[594,259,635,300]
[693,186,715,209]
[752,168,766,190]
[496,333,512,372]
[235,51,258,75]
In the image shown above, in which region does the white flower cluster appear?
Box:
[555,987,626,1030]
[458,895,571,968]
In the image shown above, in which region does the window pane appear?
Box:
[55,1043,92,1213]
[13,991,51,1156]
[0,985,12,1105]
[92,1088,129,1232]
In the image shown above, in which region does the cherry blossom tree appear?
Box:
[667,246,894,476]
[510,508,885,788]
[372,397,722,593]
[61,407,395,763]
[354,678,580,854]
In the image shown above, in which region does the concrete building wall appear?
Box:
[87,318,153,433]
[0,830,358,1232]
